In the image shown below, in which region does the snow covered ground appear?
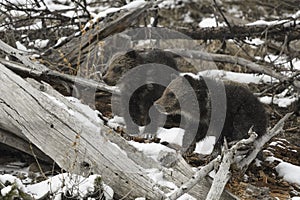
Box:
[0,173,114,199]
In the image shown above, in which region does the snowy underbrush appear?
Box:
[0,173,113,200]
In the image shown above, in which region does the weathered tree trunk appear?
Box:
[0,63,235,199]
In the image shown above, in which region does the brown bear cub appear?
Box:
[154,74,268,154]
[103,49,179,137]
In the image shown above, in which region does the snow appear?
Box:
[177,193,197,200]
[266,156,300,186]
[195,136,215,155]
[246,19,289,26]
[198,17,226,28]
[128,141,176,161]
[66,97,103,131]
[244,38,265,46]
[293,59,300,70]
[259,89,298,107]
[198,70,277,84]
[183,12,194,23]
[110,141,128,157]
[254,159,262,167]
[157,127,184,146]
[158,0,177,9]
[124,0,146,9]
[43,94,103,132]
[1,185,12,196]
[24,173,113,199]
[276,162,300,185]
[15,41,28,51]
[292,10,300,18]
[146,168,177,191]
[128,127,215,157]
[54,36,68,47]
[44,93,69,109]
[33,39,49,49]
[264,54,294,72]
[103,184,114,199]
[0,174,27,197]
[66,97,103,125]
[107,115,126,129]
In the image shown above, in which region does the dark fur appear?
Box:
[103,49,179,135]
[155,74,268,153]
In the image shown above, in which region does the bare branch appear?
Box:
[167,157,220,200]
[176,21,300,41]
[168,49,300,90]
[238,112,293,169]
[168,49,286,80]
[0,58,119,94]
[206,131,258,200]
[0,39,48,72]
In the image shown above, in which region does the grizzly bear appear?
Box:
[154,74,268,154]
[103,49,179,137]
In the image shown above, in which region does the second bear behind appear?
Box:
[103,49,179,136]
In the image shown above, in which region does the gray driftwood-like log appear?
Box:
[0,63,235,199]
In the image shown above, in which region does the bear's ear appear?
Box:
[126,50,139,59]
[183,74,193,81]
[183,74,198,85]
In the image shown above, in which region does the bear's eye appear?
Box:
[113,66,121,73]
[167,92,175,99]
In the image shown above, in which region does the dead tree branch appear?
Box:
[0,39,48,72]
[167,157,220,200]
[238,112,293,169]
[177,21,300,41]
[0,58,119,95]
[120,20,300,41]
[206,132,258,200]
[168,49,300,90]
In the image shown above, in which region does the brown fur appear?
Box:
[103,49,179,136]
[155,74,268,154]
[103,50,144,86]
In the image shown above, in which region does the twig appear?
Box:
[213,0,232,30]
[237,112,293,169]
[167,157,220,200]
[205,131,257,200]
